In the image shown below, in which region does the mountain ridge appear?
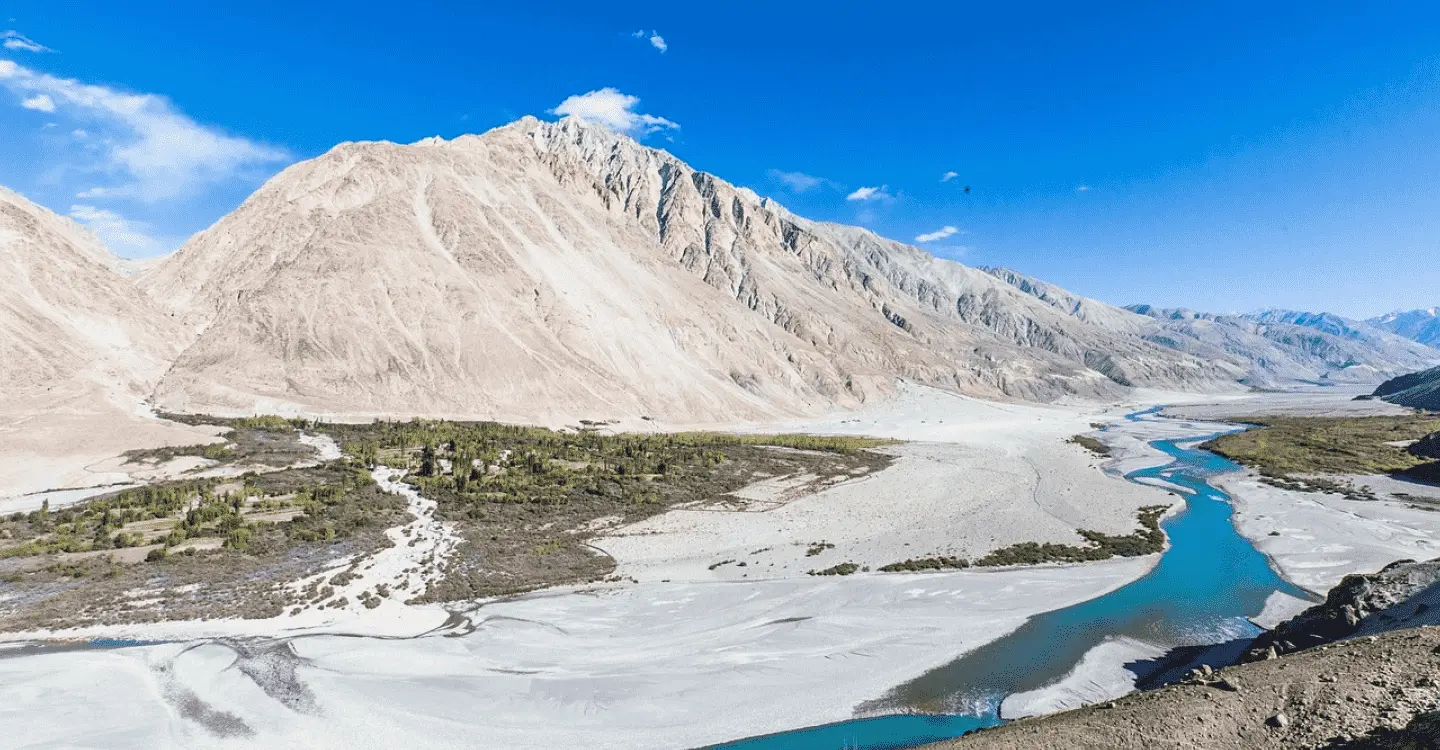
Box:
[1368,307,1440,349]
[3,115,1433,426]
[132,116,1236,422]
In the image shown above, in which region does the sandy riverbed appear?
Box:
[1159,387,1440,595]
[3,384,1436,748]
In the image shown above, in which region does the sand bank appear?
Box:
[597,384,1185,583]
[0,557,1154,749]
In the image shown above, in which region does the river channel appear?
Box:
[715,407,1314,749]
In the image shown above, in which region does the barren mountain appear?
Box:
[0,188,212,498]
[0,187,181,414]
[138,116,1235,423]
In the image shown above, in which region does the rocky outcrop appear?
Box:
[1410,433,1440,460]
[930,626,1440,749]
[1375,366,1440,411]
[1243,559,1440,662]
[931,562,1440,749]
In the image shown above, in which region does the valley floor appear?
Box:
[0,384,1437,748]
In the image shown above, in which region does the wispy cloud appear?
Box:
[68,204,167,257]
[2,30,52,53]
[915,225,959,243]
[631,29,667,53]
[941,171,959,182]
[1,57,288,256]
[0,58,289,202]
[19,93,53,111]
[767,169,838,193]
[551,87,678,137]
[1076,185,1091,193]
[846,185,893,202]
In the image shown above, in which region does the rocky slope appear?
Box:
[935,625,1440,749]
[1411,432,1440,460]
[136,117,1234,422]
[1117,303,1440,386]
[936,559,1440,749]
[0,187,182,415]
[1370,307,1440,349]
[1245,559,1440,662]
[1374,366,1440,411]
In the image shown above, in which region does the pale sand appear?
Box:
[0,408,224,510]
[596,383,1186,583]
[8,386,1432,747]
[0,385,1184,748]
[999,636,1167,719]
[0,557,1154,750]
[1160,386,1440,595]
[1161,385,1409,419]
[1222,474,1440,594]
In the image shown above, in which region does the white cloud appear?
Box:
[551,87,678,137]
[2,30,52,53]
[768,169,832,192]
[846,185,892,202]
[941,171,959,182]
[1076,184,1091,192]
[0,59,289,202]
[632,29,667,52]
[20,93,53,111]
[69,204,166,257]
[915,225,959,243]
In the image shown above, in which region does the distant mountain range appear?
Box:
[1368,308,1440,349]
[2,116,1437,424]
[1111,303,1440,387]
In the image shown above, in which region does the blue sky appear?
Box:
[2,1,1438,318]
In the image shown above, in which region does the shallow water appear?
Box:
[712,408,1311,749]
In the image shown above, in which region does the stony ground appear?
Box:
[933,625,1440,749]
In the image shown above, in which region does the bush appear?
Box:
[808,562,860,576]
[145,547,167,562]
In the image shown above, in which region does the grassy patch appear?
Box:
[1202,415,1440,480]
[317,419,894,600]
[878,556,969,573]
[1067,434,1112,457]
[805,541,835,557]
[122,415,317,471]
[878,505,1169,573]
[808,562,860,576]
[0,460,406,631]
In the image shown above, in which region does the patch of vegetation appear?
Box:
[808,562,859,576]
[123,414,318,471]
[317,419,894,600]
[1203,415,1440,484]
[1068,434,1112,457]
[1258,475,1378,502]
[0,460,406,631]
[878,505,1169,573]
[878,555,969,572]
[806,541,835,557]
